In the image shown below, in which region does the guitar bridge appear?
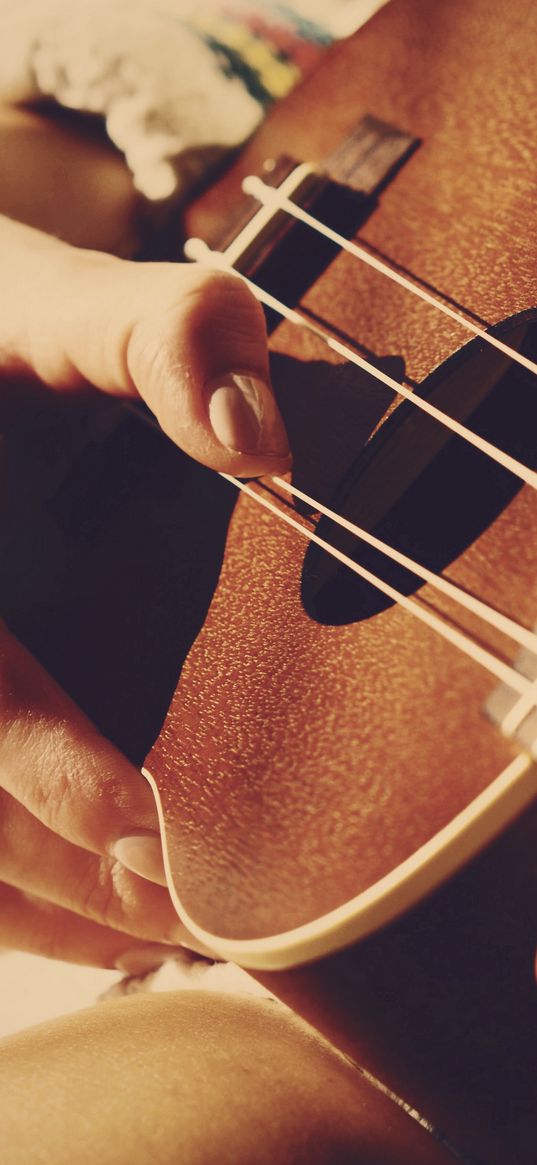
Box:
[185,114,418,281]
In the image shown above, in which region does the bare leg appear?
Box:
[0,989,448,1165]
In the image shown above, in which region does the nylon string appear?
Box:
[167,206,537,729]
[242,173,537,380]
[122,397,536,724]
[221,473,532,701]
[183,237,537,492]
[270,476,537,655]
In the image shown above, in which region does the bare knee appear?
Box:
[0,990,398,1165]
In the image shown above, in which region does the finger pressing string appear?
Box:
[185,237,537,491]
[0,214,291,479]
[122,402,536,707]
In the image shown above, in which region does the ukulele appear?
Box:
[2,1,535,1161]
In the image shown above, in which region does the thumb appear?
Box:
[125,263,292,476]
[1,216,291,477]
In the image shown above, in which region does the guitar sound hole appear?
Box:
[301,310,537,625]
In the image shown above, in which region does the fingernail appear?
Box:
[208,374,290,459]
[115,944,184,975]
[112,831,167,886]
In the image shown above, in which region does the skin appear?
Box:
[0,991,450,1165]
[0,104,452,1165]
[0,106,290,969]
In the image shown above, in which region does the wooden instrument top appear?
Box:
[1,1,535,1160]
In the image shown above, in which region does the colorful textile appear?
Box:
[0,2,387,203]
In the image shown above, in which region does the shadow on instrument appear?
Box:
[1,349,398,761]
[298,311,537,624]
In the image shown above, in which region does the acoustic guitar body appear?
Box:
[2,0,535,1161]
[144,0,537,956]
[157,1,537,1159]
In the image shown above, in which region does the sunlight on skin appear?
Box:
[0,991,451,1165]
[0,105,143,254]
